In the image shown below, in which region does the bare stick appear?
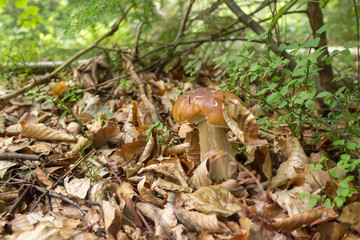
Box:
[131,22,144,61]
[0,152,40,161]
[0,4,132,105]
[223,0,297,71]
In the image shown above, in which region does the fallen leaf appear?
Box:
[21,123,76,142]
[190,185,243,217]
[268,207,338,232]
[64,177,91,199]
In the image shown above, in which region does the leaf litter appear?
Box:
[0,57,358,240]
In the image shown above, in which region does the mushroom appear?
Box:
[172,88,242,180]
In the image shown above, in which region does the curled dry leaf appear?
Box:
[245,145,272,180]
[136,202,177,237]
[337,202,360,233]
[65,136,90,158]
[21,123,76,142]
[0,160,18,178]
[90,180,119,203]
[190,159,212,189]
[64,177,91,199]
[35,167,54,187]
[271,186,311,217]
[190,185,243,218]
[268,207,338,232]
[139,157,188,187]
[152,177,192,193]
[102,200,122,238]
[137,177,164,206]
[222,94,267,146]
[166,194,230,233]
[271,137,309,188]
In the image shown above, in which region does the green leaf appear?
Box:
[305,100,314,109]
[267,92,280,103]
[333,139,345,146]
[345,142,357,150]
[316,24,329,34]
[344,41,354,48]
[297,193,310,199]
[15,0,27,8]
[302,38,320,48]
[278,43,287,52]
[286,42,299,50]
[0,0,8,8]
[324,198,331,208]
[309,196,318,208]
[317,91,332,98]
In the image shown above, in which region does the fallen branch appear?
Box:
[0,4,132,105]
[223,0,297,71]
[0,152,40,161]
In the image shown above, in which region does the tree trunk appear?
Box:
[307,1,335,93]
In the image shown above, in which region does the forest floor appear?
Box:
[0,55,359,240]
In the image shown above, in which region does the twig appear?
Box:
[352,0,360,90]
[223,0,297,71]
[0,152,40,161]
[131,22,144,61]
[121,54,160,123]
[5,186,31,219]
[154,0,195,73]
[0,4,133,105]
[31,184,87,217]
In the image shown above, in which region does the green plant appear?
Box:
[203,27,360,208]
[146,121,170,144]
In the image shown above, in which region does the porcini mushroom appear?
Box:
[172,88,242,180]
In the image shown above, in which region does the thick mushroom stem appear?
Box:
[198,121,237,180]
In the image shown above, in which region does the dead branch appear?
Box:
[131,22,144,61]
[307,2,335,93]
[223,0,297,71]
[0,4,133,105]
[154,0,195,73]
[0,152,41,161]
[121,54,160,123]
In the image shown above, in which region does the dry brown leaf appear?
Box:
[337,201,360,233]
[119,193,143,227]
[0,160,18,178]
[271,186,311,216]
[220,179,248,198]
[64,177,91,199]
[35,166,54,187]
[222,94,267,146]
[107,140,146,174]
[137,177,163,206]
[190,185,243,217]
[90,122,123,147]
[190,159,212,188]
[8,221,62,240]
[245,145,272,180]
[315,222,349,240]
[90,180,119,203]
[103,200,122,238]
[152,177,192,193]
[65,136,90,158]
[271,137,309,188]
[21,123,76,142]
[136,202,177,237]
[166,194,230,233]
[268,207,338,232]
[185,128,201,166]
[139,157,188,187]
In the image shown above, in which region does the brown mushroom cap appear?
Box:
[172,88,242,127]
